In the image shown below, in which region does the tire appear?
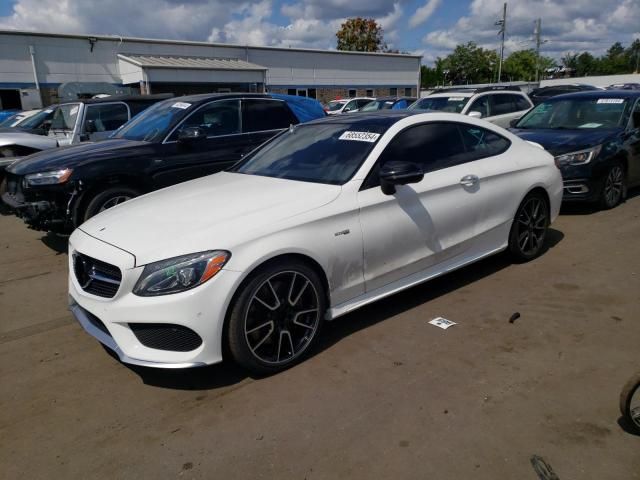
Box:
[82,187,140,222]
[599,162,626,210]
[226,259,326,375]
[508,191,549,262]
[619,371,640,434]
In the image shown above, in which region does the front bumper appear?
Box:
[561,177,602,203]
[68,229,242,368]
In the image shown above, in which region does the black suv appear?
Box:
[2,93,325,232]
[528,84,600,106]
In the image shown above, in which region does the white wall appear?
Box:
[0,32,420,89]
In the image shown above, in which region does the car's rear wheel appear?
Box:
[82,187,140,222]
[227,259,326,375]
[599,162,625,210]
[508,191,549,262]
[619,371,640,434]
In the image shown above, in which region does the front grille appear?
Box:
[73,252,122,298]
[129,324,203,352]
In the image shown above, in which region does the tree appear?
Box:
[503,49,555,81]
[336,18,385,52]
[438,42,498,84]
[420,64,443,88]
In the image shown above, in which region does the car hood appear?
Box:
[509,128,619,156]
[7,138,148,175]
[0,131,57,152]
[79,172,341,266]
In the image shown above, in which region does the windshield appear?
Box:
[49,103,80,133]
[360,100,396,112]
[409,96,470,113]
[327,101,347,112]
[0,113,20,127]
[516,97,632,129]
[231,123,386,185]
[16,108,55,129]
[112,100,191,142]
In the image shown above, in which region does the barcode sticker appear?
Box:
[596,99,624,104]
[339,131,381,142]
[171,102,191,109]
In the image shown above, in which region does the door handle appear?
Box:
[460,175,479,187]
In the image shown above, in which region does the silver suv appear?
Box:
[409,87,533,128]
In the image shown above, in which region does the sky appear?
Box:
[0,0,638,64]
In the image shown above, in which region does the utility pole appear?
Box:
[495,2,507,83]
[534,18,542,83]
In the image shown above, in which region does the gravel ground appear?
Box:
[1,194,639,479]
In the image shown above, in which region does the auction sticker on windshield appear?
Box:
[339,131,381,142]
[171,102,192,109]
[596,99,624,104]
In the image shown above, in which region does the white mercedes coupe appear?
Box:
[68,112,562,374]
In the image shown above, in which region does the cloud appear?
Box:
[421,0,640,63]
[409,0,441,28]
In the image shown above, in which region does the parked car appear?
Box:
[0,109,20,123]
[409,87,533,128]
[325,97,375,115]
[358,97,417,111]
[528,84,601,105]
[2,93,326,232]
[0,94,171,170]
[0,109,41,128]
[68,111,562,375]
[607,83,640,91]
[510,90,640,209]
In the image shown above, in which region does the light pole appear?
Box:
[495,2,507,83]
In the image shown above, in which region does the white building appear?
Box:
[0,30,421,108]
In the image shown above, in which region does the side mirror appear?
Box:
[178,126,207,143]
[379,161,424,195]
[467,111,483,119]
[85,119,97,133]
[509,118,520,128]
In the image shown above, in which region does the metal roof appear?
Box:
[0,29,422,59]
[117,54,267,71]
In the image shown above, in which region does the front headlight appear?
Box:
[133,250,230,297]
[554,146,601,167]
[24,168,73,186]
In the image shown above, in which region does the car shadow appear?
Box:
[560,186,640,216]
[617,416,640,437]
[126,227,564,390]
[40,232,69,255]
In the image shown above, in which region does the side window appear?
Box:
[357,99,372,108]
[84,103,129,132]
[377,122,467,174]
[179,100,240,137]
[242,100,298,133]
[631,99,640,129]
[344,100,358,112]
[458,125,511,161]
[469,96,490,117]
[490,94,517,116]
[514,95,532,111]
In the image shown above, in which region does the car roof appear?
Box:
[426,91,475,98]
[545,90,640,101]
[304,110,416,128]
[59,93,174,105]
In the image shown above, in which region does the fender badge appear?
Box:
[334,229,350,237]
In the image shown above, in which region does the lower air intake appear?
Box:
[129,323,203,352]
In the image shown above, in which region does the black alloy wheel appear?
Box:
[82,187,140,222]
[227,260,325,375]
[509,192,549,262]
[600,163,625,210]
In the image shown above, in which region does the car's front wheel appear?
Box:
[599,162,625,210]
[82,187,140,222]
[227,259,326,375]
[508,191,549,262]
